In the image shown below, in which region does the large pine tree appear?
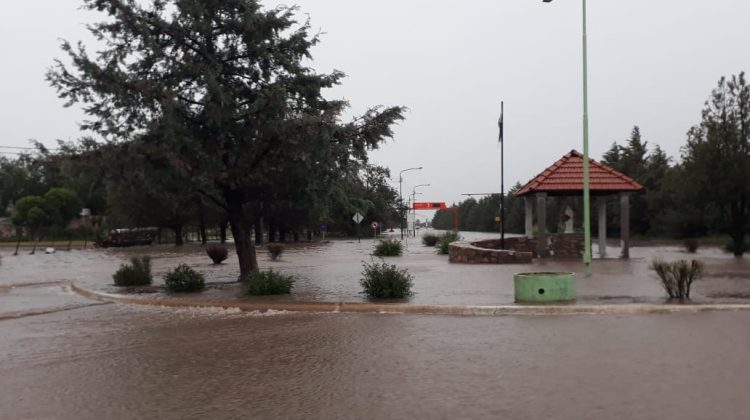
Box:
[48,0,404,276]
[682,73,750,255]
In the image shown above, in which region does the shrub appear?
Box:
[360,261,414,299]
[206,244,229,264]
[373,239,403,257]
[267,243,285,261]
[164,264,206,293]
[650,259,704,300]
[245,270,294,295]
[422,233,439,247]
[113,256,152,286]
[436,231,462,255]
[724,239,750,256]
[683,239,699,253]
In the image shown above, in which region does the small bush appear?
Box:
[650,259,704,300]
[113,256,153,286]
[164,264,206,293]
[724,239,750,256]
[267,243,285,261]
[422,234,439,247]
[683,239,699,253]
[206,244,229,264]
[360,261,414,299]
[373,239,403,257]
[245,270,295,295]
[437,231,462,255]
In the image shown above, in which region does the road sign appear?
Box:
[320,224,328,231]
[352,212,364,224]
[413,202,447,210]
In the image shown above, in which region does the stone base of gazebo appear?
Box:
[448,235,584,264]
[448,241,533,264]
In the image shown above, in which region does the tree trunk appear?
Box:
[280,227,287,243]
[227,197,258,279]
[254,219,263,245]
[14,232,21,256]
[732,233,745,257]
[174,225,184,246]
[220,221,228,244]
[268,221,277,243]
[294,232,300,242]
[31,234,42,255]
[199,207,207,245]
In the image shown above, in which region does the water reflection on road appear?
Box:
[1,304,749,419]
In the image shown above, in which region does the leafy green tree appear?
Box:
[0,153,50,217]
[681,73,750,255]
[11,188,81,254]
[48,0,404,276]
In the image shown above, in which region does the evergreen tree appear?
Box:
[48,0,404,276]
[681,73,750,255]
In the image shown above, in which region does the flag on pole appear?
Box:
[498,101,504,143]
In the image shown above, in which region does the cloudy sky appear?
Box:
[2,0,750,210]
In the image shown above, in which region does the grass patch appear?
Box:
[373,239,403,257]
[360,261,414,299]
[724,239,750,256]
[436,231,462,255]
[113,256,152,286]
[267,243,285,261]
[650,259,704,300]
[245,270,294,295]
[206,244,229,264]
[683,239,699,253]
[422,234,439,247]
[164,264,205,293]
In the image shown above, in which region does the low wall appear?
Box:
[448,234,583,264]
[448,241,533,264]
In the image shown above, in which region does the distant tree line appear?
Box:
[433,72,750,256]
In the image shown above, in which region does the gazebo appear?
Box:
[515,150,643,259]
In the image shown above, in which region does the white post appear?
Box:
[525,197,534,238]
[597,196,607,258]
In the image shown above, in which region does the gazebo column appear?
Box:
[524,197,534,238]
[620,192,631,258]
[536,192,549,257]
[597,196,607,258]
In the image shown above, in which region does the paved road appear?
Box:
[1,301,749,419]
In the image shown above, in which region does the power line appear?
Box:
[0,145,61,151]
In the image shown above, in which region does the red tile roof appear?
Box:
[516,150,643,197]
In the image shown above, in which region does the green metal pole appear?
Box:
[582,0,592,273]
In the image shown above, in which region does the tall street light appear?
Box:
[543,0,592,272]
[411,184,430,237]
[399,167,423,240]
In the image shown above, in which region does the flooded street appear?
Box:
[2,235,750,418]
[1,304,750,419]
[3,231,750,306]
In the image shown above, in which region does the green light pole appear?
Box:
[544,0,591,272]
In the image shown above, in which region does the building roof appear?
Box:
[515,150,643,197]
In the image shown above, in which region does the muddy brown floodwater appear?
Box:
[1,304,750,419]
[3,231,750,305]
[2,233,750,418]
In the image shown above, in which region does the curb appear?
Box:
[68,282,750,317]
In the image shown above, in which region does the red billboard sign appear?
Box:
[413,202,447,210]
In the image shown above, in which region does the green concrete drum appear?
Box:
[514,272,576,303]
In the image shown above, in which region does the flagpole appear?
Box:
[500,101,505,249]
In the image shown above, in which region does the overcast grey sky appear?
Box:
[2,0,750,208]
